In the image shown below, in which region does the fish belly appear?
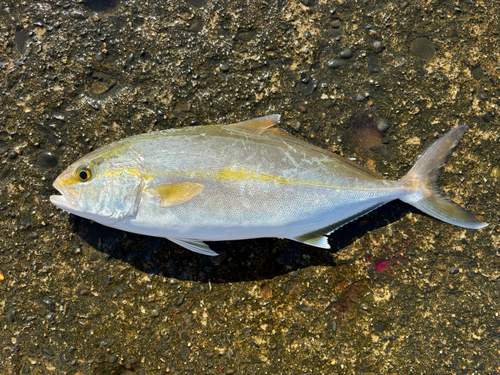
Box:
[124,176,402,241]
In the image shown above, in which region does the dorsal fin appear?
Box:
[230,114,382,178]
[229,114,281,131]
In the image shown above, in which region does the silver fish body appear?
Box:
[51,115,486,255]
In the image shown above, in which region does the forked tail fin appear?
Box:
[400,126,487,229]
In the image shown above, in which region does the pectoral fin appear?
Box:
[149,182,204,206]
[168,238,218,256]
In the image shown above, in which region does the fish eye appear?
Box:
[76,165,92,182]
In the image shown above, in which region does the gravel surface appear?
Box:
[1,0,499,373]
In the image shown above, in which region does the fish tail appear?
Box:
[400,125,487,229]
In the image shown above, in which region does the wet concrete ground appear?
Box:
[1,0,499,373]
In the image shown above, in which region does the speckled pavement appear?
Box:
[1,0,499,373]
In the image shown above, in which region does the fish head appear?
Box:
[50,148,143,225]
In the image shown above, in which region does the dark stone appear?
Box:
[481,112,493,122]
[295,303,311,312]
[326,59,345,69]
[185,0,205,7]
[373,321,387,332]
[295,79,316,96]
[186,17,203,32]
[367,55,381,74]
[300,0,315,6]
[471,66,483,80]
[339,49,353,59]
[84,0,117,12]
[37,151,58,168]
[410,37,436,60]
[41,297,55,311]
[42,348,54,356]
[175,294,185,306]
[15,28,29,55]
[237,29,257,42]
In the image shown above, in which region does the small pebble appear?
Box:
[70,10,85,19]
[377,118,389,132]
[300,0,314,6]
[53,112,65,121]
[373,41,383,53]
[42,348,54,356]
[449,267,459,274]
[339,49,353,59]
[478,92,488,100]
[294,102,307,113]
[353,92,365,101]
[326,59,344,69]
[295,303,312,312]
[260,284,273,299]
[219,62,230,72]
[481,112,492,122]
[295,79,316,96]
[175,294,185,306]
[41,297,55,311]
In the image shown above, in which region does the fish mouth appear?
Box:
[50,194,78,212]
[51,173,80,211]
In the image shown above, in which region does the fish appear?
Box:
[50,115,487,256]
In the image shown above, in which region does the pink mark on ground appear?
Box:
[374,258,391,272]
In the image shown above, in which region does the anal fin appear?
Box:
[292,234,330,249]
[291,202,389,250]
